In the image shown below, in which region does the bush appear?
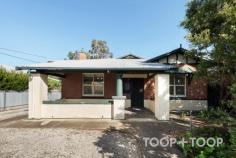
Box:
[0,68,28,91]
[178,126,236,158]
[196,108,236,125]
[179,108,236,158]
[48,78,61,91]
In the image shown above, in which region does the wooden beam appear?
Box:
[37,71,65,78]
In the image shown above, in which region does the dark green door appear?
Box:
[131,79,144,108]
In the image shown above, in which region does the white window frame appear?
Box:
[82,73,104,96]
[170,74,186,97]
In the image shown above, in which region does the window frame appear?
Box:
[82,73,104,97]
[169,74,186,97]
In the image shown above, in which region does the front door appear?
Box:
[131,79,144,108]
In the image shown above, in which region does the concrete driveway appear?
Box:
[0,108,188,158]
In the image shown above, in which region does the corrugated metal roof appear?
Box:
[16,59,176,71]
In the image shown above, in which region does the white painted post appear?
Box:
[112,74,126,120]
[155,74,170,120]
[112,96,126,119]
[28,73,48,119]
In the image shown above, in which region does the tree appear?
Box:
[67,51,78,60]
[181,0,236,110]
[180,3,236,157]
[0,68,28,91]
[48,77,61,91]
[88,39,113,59]
[0,68,61,91]
[65,40,112,60]
[66,49,88,60]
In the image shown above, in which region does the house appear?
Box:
[16,46,207,120]
[0,64,27,73]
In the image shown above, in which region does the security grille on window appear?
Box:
[83,73,104,96]
[170,74,186,97]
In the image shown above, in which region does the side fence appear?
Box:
[0,90,61,110]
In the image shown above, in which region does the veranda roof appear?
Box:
[16,59,176,72]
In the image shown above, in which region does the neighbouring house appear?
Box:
[0,64,15,71]
[16,46,207,120]
[0,64,27,73]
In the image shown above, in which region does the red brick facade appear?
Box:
[61,73,207,100]
[143,76,208,100]
[186,78,208,100]
[62,72,116,99]
[144,77,155,100]
[61,73,83,99]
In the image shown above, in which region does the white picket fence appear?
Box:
[0,90,61,109]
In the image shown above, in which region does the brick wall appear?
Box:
[144,77,155,100]
[61,73,207,100]
[61,72,116,99]
[143,76,208,100]
[186,77,208,100]
[104,73,116,98]
[61,73,82,99]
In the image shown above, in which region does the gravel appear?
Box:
[0,128,140,158]
[0,108,188,158]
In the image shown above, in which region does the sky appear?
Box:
[0,0,189,66]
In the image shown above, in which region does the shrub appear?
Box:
[0,68,28,91]
[178,126,236,158]
[196,108,236,125]
[179,108,236,158]
[48,78,61,91]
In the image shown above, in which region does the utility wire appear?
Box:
[0,47,47,59]
[0,51,39,63]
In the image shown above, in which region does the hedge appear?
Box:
[0,68,28,91]
[0,68,61,91]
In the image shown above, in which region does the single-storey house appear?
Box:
[16,46,207,120]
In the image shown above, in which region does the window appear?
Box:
[83,73,104,96]
[170,74,186,97]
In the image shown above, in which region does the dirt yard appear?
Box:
[0,109,189,158]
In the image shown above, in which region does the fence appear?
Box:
[48,90,61,101]
[0,90,61,110]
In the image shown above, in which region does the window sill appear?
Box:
[82,95,104,97]
[170,96,187,100]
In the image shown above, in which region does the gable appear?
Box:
[118,54,143,59]
[146,47,199,64]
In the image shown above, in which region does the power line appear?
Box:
[0,47,47,59]
[0,51,39,63]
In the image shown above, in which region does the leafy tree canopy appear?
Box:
[0,68,61,91]
[66,39,112,60]
[48,77,61,91]
[66,49,87,60]
[0,68,28,91]
[181,0,236,108]
[88,39,113,59]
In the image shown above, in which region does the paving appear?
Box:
[0,107,188,158]
[0,105,28,122]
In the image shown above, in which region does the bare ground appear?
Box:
[0,109,189,158]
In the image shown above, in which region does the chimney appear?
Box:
[78,52,87,60]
